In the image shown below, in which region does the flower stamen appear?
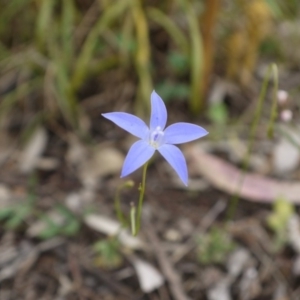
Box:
[149,126,164,149]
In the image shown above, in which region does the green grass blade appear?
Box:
[71,0,130,90]
[35,0,56,49]
[176,0,204,114]
[147,7,189,54]
[0,79,42,120]
[62,0,75,68]
[131,0,152,116]
[0,0,31,35]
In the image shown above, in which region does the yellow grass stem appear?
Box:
[131,0,152,117]
[201,0,220,98]
[177,0,204,114]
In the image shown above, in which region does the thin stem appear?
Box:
[226,63,279,221]
[267,64,279,138]
[114,185,127,227]
[114,180,134,227]
[130,202,136,236]
[135,161,149,235]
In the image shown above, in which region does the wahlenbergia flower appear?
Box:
[102,91,208,186]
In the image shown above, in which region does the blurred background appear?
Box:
[1,0,300,299]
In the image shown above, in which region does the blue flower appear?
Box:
[102,91,208,186]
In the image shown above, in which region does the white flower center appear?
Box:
[149,126,164,149]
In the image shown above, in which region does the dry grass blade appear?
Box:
[146,227,191,300]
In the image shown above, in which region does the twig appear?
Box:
[0,237,65,282]
[197,199,226,233]
[81,263,137,299]
[146,226,191,300]
[172,199,226,263]
[68,245,84,300]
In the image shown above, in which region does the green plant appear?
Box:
[37,205,81,239]
[176,0,204,114]
[93,237,123,269]
[267,197,294,251]
[0,174,38,229]
[0,195,35,229]
[155,81,189,103]
[207,102,228,125]
[196,227,235,265]
[0,0,129,130]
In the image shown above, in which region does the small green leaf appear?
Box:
[208,102,228,125]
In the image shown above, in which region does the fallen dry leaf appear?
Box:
[79,146,124,189]
[288,214,300,254]
[0,184,12,210]
[227,248,251,278]
[131,257,164,293]
[272,125,300,174]
[207,278,231,300]
[184,144,300,203]
[66,137,124,189]
[20,127,48,173]
[239,268,260,300]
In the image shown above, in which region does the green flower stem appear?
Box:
[135,161,149,235]
[114,180,134,227]
[130,203,136,236]
[226,63,278,221]
[114,186,127,227]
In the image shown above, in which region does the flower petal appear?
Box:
[158,144,188,186]
[102,112,149,139]
[121,140,155,177]
[150,91,167,130]
[164,122,208,144]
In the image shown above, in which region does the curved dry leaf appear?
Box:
[184,144,300,203]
